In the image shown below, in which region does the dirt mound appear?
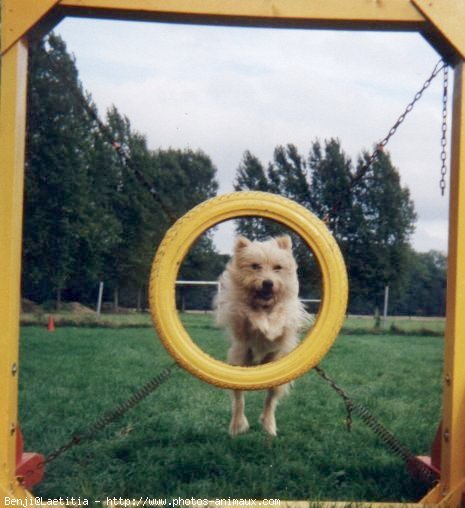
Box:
[66,302,96,315]
[21,298,41,313]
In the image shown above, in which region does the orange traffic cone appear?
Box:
[47,315,55,332]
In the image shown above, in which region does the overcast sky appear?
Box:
[56,17,452,255]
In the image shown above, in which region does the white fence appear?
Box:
[175,281,320,312]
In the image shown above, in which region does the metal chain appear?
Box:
[18,363,177,484]
[440,65,449,196]
[351,59,447,186]
[325,59,447,224]
[314,366,353,431]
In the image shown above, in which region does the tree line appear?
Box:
[233,144,446,315]
[23,34,225,310]
[22,34,446,315]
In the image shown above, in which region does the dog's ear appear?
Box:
[276,235,292,250]
[235,236,251,250]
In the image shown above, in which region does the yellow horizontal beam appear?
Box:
[59,0,426,29]
[4,0,464,63]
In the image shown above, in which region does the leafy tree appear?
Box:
[152,148,219,213]
[234,145,311,238]
[96,113,222,308]
[98,106,162,307]
[308,139,353,236]
[235,150,269,192]
[233,139,417,312]
[345,150,416,311]
[268,144,311,207]
[391,249,446,316]
[23,34,120,307]
[152,147,222,309]
[234,151,275,240]
[23,34,224,309]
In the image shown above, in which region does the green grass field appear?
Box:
[18,315,443,504]
[21,310,445,336]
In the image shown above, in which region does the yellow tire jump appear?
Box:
[149,191,348,390]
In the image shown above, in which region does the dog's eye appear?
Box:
[273,265,283,271]
[251,263,261,270]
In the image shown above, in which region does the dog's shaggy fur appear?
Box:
[215,235,308,437]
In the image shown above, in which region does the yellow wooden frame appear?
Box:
[1,1,465,506]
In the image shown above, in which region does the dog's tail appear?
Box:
[213,271,230,327]
[297,298,314,332]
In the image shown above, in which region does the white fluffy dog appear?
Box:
[215,235,308,437]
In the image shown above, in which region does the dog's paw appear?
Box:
[229,415,250,437]
[260,413,277,437]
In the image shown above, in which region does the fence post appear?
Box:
[96,281,104,315]
[383,285,389,322]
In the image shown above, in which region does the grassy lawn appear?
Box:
[21,310,445,336]
[18,315,443,504]
[343,316,445,335]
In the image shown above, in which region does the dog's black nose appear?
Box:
[262,279,274,290]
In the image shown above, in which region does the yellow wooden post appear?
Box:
[0,39,31,502]
[1,2,465,506]
[437,61,465,505]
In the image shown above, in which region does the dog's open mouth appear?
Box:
[257,289,274,301]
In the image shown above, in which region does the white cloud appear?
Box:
[414,219,450,253]
[56,18,451,254]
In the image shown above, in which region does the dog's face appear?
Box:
[229,235,299,308]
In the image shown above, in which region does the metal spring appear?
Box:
[80,363,177,441]
[314,366,439,487]
[19,363,177,483]
[351,402,439,486]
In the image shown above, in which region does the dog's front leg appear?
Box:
[260,383,289,436]
[259,349,291,436]
[229,390,250,437]
[227,342,250,436]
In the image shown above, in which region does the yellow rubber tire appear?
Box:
[149,191,348,390]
